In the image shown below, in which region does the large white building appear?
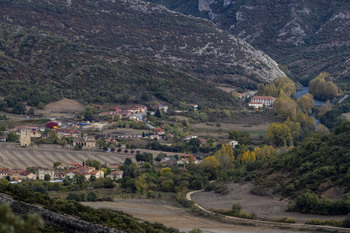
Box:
[249,96,276,109]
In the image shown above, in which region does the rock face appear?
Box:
[0,0,285,87]
[0,194,122,233]
[146,0,350,88]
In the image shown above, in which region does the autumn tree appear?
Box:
[212,144,235,169]
[318,100,332,118]
[241,150,256,165]
[309,73,339,100]
[267,122,292,147]
[274,93,297,120]
[257,77,296,97]
[297,93,314,113]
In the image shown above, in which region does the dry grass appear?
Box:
[35,98,85,117]
[83,199,287,233]
[191,182,346,223]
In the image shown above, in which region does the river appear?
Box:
[294,86,327,107]
[295,86,326,125]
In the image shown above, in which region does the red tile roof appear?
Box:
[251,96,276,100]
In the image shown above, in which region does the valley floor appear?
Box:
[191,182,346,223]
[84,199,315,233]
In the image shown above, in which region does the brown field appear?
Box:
[0,143,134,169]
[343,112,350,121]
[84,199,314,233]
[0,111,28,121]
[191,182,346,223]
[216,85,236,93]
[35,98,85,117]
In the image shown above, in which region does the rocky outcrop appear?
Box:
[145,0,350,86]
[0,194,123,233]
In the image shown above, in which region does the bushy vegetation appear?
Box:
[211,203,255,219]
[305,219,344,227]
[320,100,350,129]
[0,182,179,233]
[293,193,350,215]
[0,203,43,233]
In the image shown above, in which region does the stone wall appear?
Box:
[0,194,123,233]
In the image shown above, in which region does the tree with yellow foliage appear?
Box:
[309,73,339,100]
[318,100,332,118]
[202,156,220,169]
[221,144,235,160]
[297,93,314,113]
[274,93,298,119]
[160,167,173,176]
[241,150,256,165]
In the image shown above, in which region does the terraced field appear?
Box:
[0,143,132,169]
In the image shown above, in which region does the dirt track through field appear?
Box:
[0,143,132,169]
[84,199,315,233]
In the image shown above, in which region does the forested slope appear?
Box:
[262,122,350,198]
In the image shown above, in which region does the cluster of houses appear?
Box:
[99,105,148,120]
[0,162,124,182]
[18,121,97,148]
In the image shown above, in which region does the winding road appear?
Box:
[186,189,350,233]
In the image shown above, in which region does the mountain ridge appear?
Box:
[0,0,285,89]
[146,0,350,90]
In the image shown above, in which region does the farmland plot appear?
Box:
[0,143,131,169]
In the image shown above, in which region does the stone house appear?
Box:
[36,168,55,180]
[72,134,96,148]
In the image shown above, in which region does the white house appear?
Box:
[229,140,238,148]
[250,96,276,108]
[106,170,123,180]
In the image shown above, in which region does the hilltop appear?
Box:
[147,0,350,90]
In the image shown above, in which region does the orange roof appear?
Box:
[91,170,100,175]
[251,96,276,100]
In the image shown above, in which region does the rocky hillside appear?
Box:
[0,0,285,90]
[0,26,237,107]
[147,0,350,90]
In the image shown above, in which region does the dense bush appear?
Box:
[294,193,350,215]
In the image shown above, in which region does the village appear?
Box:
[0,94,276,184]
